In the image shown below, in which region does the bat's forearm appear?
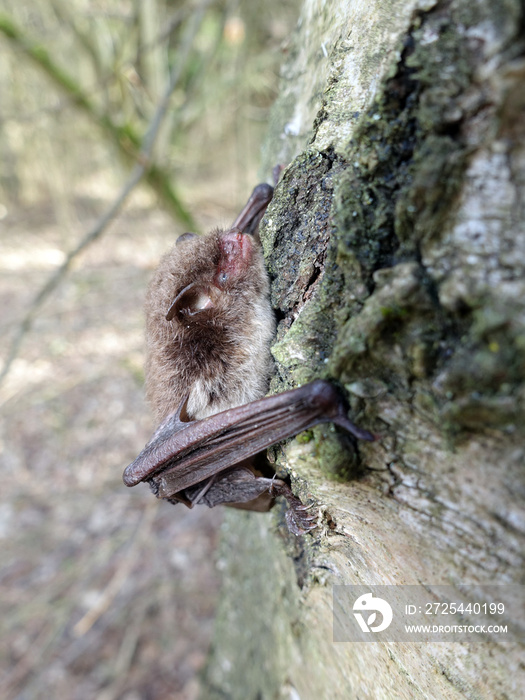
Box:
[123,379,375,492]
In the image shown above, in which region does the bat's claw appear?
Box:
[271,482,318,535]
[293,502,317,513]
[285,506,318,536]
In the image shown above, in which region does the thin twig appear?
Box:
[0,12,195,225]
[0,9,205,387]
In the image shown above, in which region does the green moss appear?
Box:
[380,305,409,319]
[441,394,522,433]
[265,1,525,452]
[311,425,360,480]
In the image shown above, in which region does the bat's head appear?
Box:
[144,225,275,421]
[163,227,263,323]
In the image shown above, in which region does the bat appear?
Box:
[123,180,376,535]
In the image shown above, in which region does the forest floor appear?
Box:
[0,178,252,699]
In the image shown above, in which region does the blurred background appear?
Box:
[0,1,300,698]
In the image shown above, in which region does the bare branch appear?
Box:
[0,16,205,386]
[0,11,197,226]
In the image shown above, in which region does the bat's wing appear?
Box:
[182,467,278,510]
[123,379,376,498]
[232,183,274,235]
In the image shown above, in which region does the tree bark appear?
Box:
[201,1,525,698]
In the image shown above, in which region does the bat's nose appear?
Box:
[215,229,254,287]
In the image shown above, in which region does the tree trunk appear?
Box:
[201,1,525,698]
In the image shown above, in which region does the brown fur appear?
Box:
[145,229,275,421]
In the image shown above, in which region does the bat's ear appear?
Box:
[166,282,220,320]
[176,232,198,245]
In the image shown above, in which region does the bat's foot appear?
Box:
[270,481,318,536]
[285,504,318,536]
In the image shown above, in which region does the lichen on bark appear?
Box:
[202,1,525,698]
